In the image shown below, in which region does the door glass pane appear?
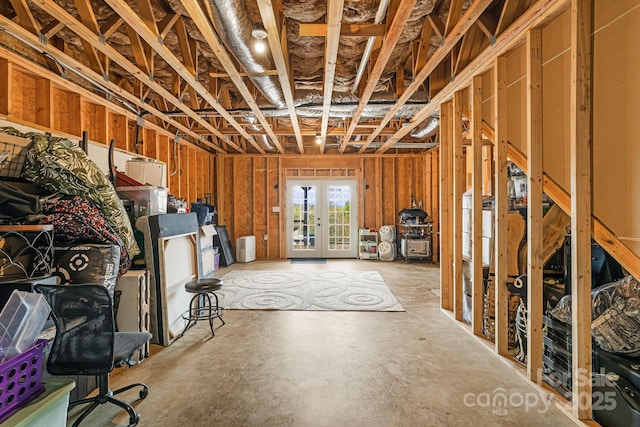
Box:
[291,185,316,251]
[327,185,351,251]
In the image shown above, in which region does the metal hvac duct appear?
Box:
[410,116,440,139]
[205,0,286,108]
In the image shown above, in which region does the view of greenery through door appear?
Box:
[292,185,316,250]
[327,185,351,250]
[292,185,352,251]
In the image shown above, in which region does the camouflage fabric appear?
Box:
[1,127,140,257]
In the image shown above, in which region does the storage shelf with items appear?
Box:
[396,223,432,263]
[396,205,433,263]
[358,228,378,260]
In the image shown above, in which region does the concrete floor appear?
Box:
[68,259,578,426]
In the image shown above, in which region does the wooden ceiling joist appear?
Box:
[27,0,245,153]
[376,0,570,154]
[413,17,434,76]
[101,15,124,40]
[176,0,285,153]
[453,25,485,76]
[126,26,152,75]
[319,0,344,153]
[158,13,180,40]
[338,0,418,153]
[427,14,445,40]
[298,23,386,37]
[209,70,279,78]
[40,20,64,39]
[496,0,521,36]
[257,0,304,154]
[445,0,465,36]
[360,0,493,153]
[8,0,38,35]
[476,12,498,40]
[135,0,159,35]
[0,14,228,154]
[73,0,106,77]
[101,0,260,153]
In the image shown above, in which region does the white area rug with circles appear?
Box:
[216,270,404,311]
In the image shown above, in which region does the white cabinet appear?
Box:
[358,229,378,260]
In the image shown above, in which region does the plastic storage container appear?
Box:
[0,339,47,423]
[0,291,50,362]
[116,186,168,218]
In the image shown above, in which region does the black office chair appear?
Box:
[35,284,151,427]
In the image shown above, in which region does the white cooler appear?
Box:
[236,236,256,263]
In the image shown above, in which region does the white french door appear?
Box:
[285,179,358,258]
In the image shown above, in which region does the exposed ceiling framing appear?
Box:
[0,0,546,155]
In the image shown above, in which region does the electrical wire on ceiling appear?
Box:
[169,131,180,177]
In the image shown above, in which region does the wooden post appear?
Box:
[431,150,440,263]
[571,0,593,419]
[69,93,83,137]
[494,56,509,356]
[440,101,453,310]
[216,155,225,225]
[526,28,543,384]
[453,91,464,321]
[0,59,11,116]
[471,76,483,336]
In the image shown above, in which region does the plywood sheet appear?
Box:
[381,157,396,225]
[542,10,570,193]
[179,143,188,200]
[592,0,640,258]
[233,157,254,238]
[108,113,128,151]
[143,128,157,159]
[506,45,526,156]
[188,147,197,203]
[361,156,378,228]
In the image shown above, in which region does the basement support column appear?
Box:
[493,56,509,356]
[452,91,464,321]
[471,76,483,336]
[570,0,593,419]
[440,101,453,311]
[526,28,543,384]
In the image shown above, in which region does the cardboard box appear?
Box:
[199,225,217,252]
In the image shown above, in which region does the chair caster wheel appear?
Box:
[140,387,149,399]
[128,414,141,426]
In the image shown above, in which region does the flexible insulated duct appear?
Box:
[205,0,286,108]
[410,116,440,139]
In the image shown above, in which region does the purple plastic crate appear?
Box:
[0,339,46,423]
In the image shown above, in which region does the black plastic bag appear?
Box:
[0,181,42,224]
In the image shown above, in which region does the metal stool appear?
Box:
[181,278,226,337]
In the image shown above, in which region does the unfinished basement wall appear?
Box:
[592,0,640,256]
[0,52,215,206]
[216,153,440,260]
[502,3,640,259]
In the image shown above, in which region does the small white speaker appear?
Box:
[378,241,396,261]
[379,225,395,243]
